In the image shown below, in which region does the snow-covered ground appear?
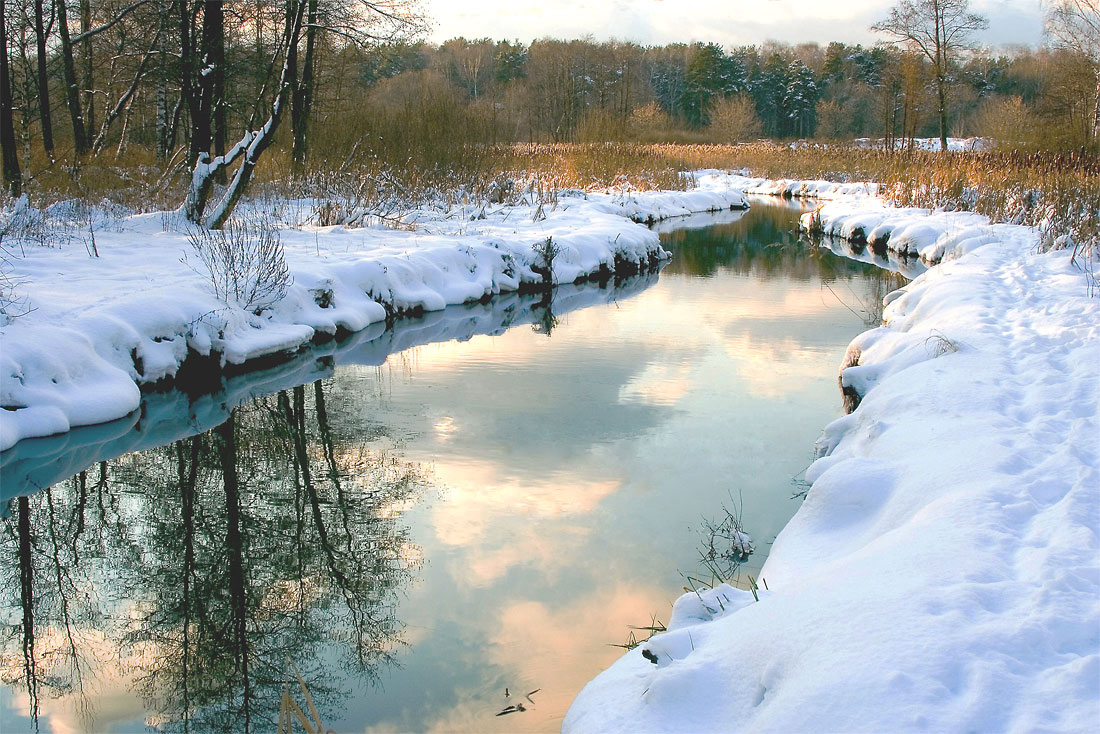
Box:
[852,136,992,152]
[0,173,748,451]
[566,194,1100,732]
[801,196,1029,263]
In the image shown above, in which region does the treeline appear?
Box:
[358,37,1099,149]
[1,1,1098,196]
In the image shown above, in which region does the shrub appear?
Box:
[186,218,291,312]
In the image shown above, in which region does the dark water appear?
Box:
[0,201,905,733]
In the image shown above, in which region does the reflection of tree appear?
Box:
[821,268,910,327]
[531,293,559,337]
[662,204,886,282]
[1,379,427,732]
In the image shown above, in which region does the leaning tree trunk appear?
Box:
[180,0,305,227]
[1,3,23,196]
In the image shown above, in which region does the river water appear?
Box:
[0,200,907,733]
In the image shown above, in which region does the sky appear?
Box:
[425,0,1045,50]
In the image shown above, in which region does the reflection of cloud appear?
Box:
[488,586,671,727]
[3,626,150,734]
[619,360,692,407]
[431,458,620,548]
[413,584,670,734]
[456,523,590,588]
[724,334,837,399]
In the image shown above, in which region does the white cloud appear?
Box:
[424,0,1043,49]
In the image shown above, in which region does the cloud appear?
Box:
[425,0,1042,49]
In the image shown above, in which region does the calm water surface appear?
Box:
[0,201,905,733]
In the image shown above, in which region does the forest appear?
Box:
[1,1,1097,201]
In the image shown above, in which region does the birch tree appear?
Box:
[872,0,988,151]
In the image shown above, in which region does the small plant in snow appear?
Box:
[925,329,960,357]
[698,492,755,581]
[185,217,291,312]
[0,197,36,322]
[532,236,560,285]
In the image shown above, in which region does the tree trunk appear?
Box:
[80,0,93,140]
[156,0,169,159]
[33,0,54,156]
[214,414,252,732]
[179,0,203,163]
[1,4,23,196]
[937,75,948,152]
[55,0,89,155]
[1093,69,1100,146]
[291,0,318,169]
[17,495,40,728]
[203,0,226,160]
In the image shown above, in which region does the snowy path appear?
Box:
[566,207,1099,732]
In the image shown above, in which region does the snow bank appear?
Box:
[800,198,1035,264]
[566,211,1099,732]
[0,174,746,451]
[736,176,879,199]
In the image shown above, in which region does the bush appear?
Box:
[186,219,291,312]
[708,96,763,143]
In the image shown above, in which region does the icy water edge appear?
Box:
[0,200,908,733]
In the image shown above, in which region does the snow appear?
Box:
[0,172,747,451]
[725,174,880,199]
[853,136,993,152]
[800,197,1042,264]
[566,189,1100,733]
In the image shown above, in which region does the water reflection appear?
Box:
[1,203,908,733]
[1,383,423,733]
[1,276,657,507]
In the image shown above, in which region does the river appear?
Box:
[0,199,907,733]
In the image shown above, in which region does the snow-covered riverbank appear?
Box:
[0,173,748,451]
[566,196,1100,732]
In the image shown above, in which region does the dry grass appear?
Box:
[10,135,1098,250]
[640,142,1100,245]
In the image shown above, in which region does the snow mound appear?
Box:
[566,215,1099,733]
[800,199,1035,263]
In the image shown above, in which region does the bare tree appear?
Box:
[55,0,89,155]
[1046,0,1100,143]
[291,0,428,168]
[1,0,22,196]
[32,0,54,157]
[872,0,988,151]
